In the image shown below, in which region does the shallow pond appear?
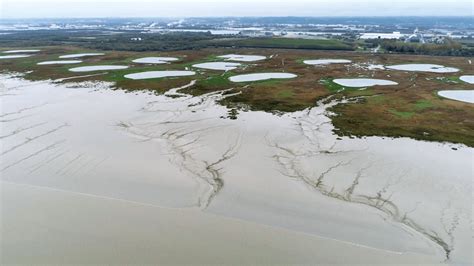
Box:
[304,59,351,65]
[3,49,40,54]
[193,62,242,71]
[69,65,129,72]
[229,73,297,82]
[60,53,105,59]
[218,54,266,62]
[459,75,474,84]
[0,55,32,59]
[132,57,179,64]
[438,90,474,104]
[386,64,459,73]
[124,70,196,80]
[38,60,82,65]
[333,78,398,87]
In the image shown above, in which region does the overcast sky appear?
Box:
[1,0,472,18]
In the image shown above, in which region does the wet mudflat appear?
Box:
[0,74,471,265]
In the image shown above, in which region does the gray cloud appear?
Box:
[1,0,472,18]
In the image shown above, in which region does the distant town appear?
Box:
[1,17,473,44]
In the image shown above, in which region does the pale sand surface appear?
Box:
[1,181,446,265]
[0,75,471,264]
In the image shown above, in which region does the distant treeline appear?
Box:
[84,32,220,51]
[212,38,354,51]
[0,30,223,51]
[366,39,474,57]
[0,30,471,56]
[0,30,354,51]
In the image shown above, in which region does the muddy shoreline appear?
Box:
[1,74,472,264]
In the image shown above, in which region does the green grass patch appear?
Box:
[434,76,461,84]
[389,109,415,119]
[370,95,387,103]
[320,78,345,93]
[277,89,294,99]
[199,71,234,86]
[414,99,434,110]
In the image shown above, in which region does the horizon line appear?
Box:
[2,15,473,20]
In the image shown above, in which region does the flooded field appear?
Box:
[1,74,471,265]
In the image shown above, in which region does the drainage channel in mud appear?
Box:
[1,74,471,264]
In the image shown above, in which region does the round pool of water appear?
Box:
[3,49,40,54]
[132,57,179,64]
[38,60,82,65]
[69,65,129,72]
[0,55,32,59]
[438,90,474,104]
[124,71,196,80]
[193,62,242,71]
[386,64,459,73]
[304,59,352,65]
[218,54,266,62]
[60,53,105,59]
[459,75,474,84]
[333,78,398,87]
[229,73,297,82]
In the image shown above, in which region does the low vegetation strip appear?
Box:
[217,38,354,50]
[0,45,472,146]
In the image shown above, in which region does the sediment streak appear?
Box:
[268,97,458,261]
